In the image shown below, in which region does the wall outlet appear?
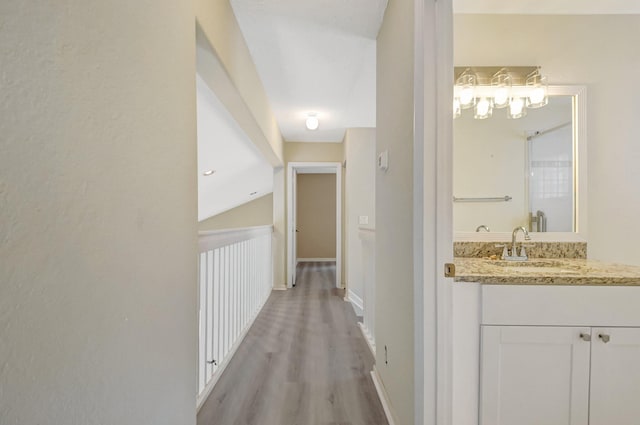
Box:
[358,215,369,225]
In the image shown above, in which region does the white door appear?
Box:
[291,169,298,286]
[589,327,640,425]
[481,325,591,425]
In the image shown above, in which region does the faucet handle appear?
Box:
[519,246,529,258]
[495,244,509,259]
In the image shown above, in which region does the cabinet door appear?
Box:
[590,327,640,425]
[480,326,591,425]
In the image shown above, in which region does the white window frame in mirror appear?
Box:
[454,85,587,243]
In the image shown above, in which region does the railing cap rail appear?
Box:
[199,225,273,252]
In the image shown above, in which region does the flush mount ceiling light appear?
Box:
[202,170,216,176]
[453,66,549,120]
[305,113,319,131]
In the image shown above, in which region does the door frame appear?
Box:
[286,161,342,289]
[415,0,454,424]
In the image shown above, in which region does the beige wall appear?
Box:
[455,14,640,265]
[283,142,345,285]
[0,1,197,424]
[198,193,273,231]
[296,174,337,258]
[376,0,415,423]
[344,128,376,305]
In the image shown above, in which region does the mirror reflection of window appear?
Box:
[453,95,574,233]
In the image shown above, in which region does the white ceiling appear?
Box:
[454,0,640,15]
[197,74,273,221]
[230,0,387,143]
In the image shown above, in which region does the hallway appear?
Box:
[197,261,388,425]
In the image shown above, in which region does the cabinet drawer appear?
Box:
[482,285,640,326]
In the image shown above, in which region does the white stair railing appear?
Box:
[359,228,376,356]
[196,225,273,409]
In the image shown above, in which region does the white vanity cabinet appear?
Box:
[589,327,640,425]
[480,325,591,425]
[475,286,640,425]
[453,284,640,425]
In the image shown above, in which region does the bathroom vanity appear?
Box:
[452,256,640,425]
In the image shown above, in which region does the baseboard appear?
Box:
[371,367,398,425]
[346,289,364,316]
[272,285,288,291]
[358,322,376,357]
[196,292,271,412]
[296,257,336,262]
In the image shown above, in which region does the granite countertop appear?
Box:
[454,257,640,286]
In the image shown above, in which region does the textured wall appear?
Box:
[198,193,273,231]
[296,174,337,259]
[344,128,376,306]
[0,1,197,424]
[375,0,416,422]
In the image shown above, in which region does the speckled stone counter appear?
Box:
[454,241,587,259]
[454,257,640,286]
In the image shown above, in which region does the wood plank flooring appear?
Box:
[197,261,388,425]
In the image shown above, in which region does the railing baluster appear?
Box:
[213,248,220,374]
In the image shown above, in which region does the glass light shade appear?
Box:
[508,97,527,119]
[526,73,548,108]
[474,97,493,119]
[305,115,319,130]
[453,98,461,118]
[456,73,477,109]
[491,72,512,109]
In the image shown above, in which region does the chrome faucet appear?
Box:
[497,226,532,261]
[508,226,531,261]
[476,224,490,232]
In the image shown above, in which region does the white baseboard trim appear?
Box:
[272,285,287,291]
[346,289,364,316]
[297,257,337,262]
[196,292,271,412]
[358,322,376,357]
[371,367,398,425]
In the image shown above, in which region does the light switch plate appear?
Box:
[377,150,389,171]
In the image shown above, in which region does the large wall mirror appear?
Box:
[453,85,587,240]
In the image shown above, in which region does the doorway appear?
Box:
[287,162,342,289]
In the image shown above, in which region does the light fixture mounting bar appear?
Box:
[454,66,540,84]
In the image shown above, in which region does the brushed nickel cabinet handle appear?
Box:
[598,334,610,343]
[579,333,591,342]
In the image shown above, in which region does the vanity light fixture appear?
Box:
[454,66,549,120]
[507,97,527,119]
[456,70,477,110]
[474,97,493,119]
[453,98,461,118]
[526,68,549,109]
[491,69,512,109]
[305,113,319,130]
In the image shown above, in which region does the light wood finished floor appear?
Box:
[197,261,388,425]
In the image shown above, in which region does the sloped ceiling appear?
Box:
[197,74,273,221]
[230,0,387,143]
